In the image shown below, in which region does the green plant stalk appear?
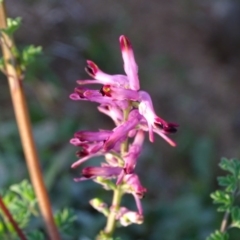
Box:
[0,195,27,240]
[0,2,60,240]
[103,185,123,237]
[101,107,131,238]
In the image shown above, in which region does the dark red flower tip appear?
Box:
[85,60,98,77]
[74,87,87,98]
[154,119,179,133]
[163,123,179,133]
[136,187,147,199]
[123,167,132,175]
[76,149,88,157]
[82,167,93,178]
[102,105,110,110]
[119,35,131,51]
[100,85,112,97]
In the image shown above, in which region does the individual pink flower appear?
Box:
[122,174,147,198]
[74,166,123,182]
[104,110,142,151]
[116,207,143,226]
[97,104,123,126]
[138,91,178,143]
[77,60,129,88]
[123,130,145,174]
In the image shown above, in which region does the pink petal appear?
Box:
[119,35,140,90]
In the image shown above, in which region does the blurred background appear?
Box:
[1,0,240,239]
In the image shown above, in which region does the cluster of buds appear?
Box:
[70,36,178,226]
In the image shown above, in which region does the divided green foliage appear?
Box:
[207,158,240,239]
[210,190,233,212]
[231,207,240,229]
[20,45,42,71]
[0,17,42,77]
[0,17,22,35]
[0,180,77,239]
[207,230,229,240]
[0,179,37,231]
[54,208,77,236]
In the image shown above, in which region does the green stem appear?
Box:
[103,186,122,237]
[98,106,131,239]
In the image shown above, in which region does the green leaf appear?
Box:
[206,230,229,240]
[210,190,233,212]
[20,45,42,70]
[26,231,45,240]
[10,179,36,202]
[217,175,237,192]
[0,180,38,230]
[231,206,240,228]
[219,158,240,178]
[54,208,77,235]
[0,17,22,35]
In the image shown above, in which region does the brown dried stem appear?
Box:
[0,2,60,240]
[0,195,27,240]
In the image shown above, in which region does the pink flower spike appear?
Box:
[119,35,140,91]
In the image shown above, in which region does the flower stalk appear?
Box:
[102,108,130,238]
[0,2,60,240]
[104,186,123,237]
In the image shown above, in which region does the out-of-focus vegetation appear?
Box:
[1,0,240,239]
